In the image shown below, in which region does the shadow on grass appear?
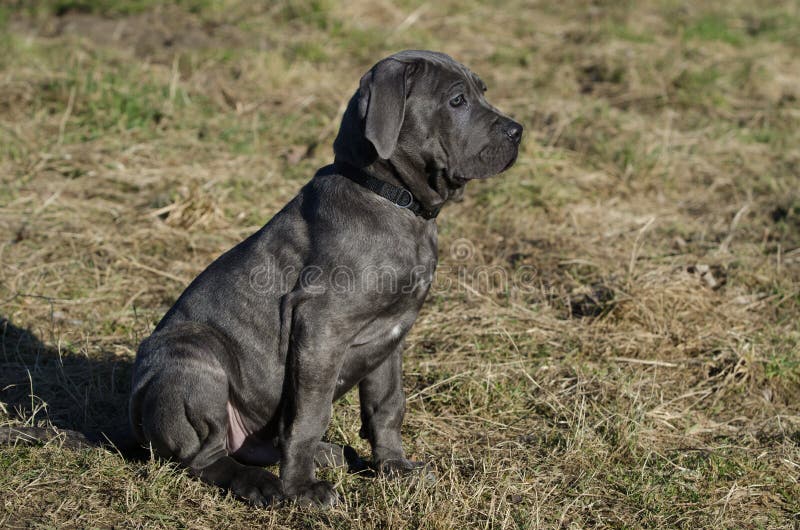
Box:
[0,316,140,456]
[0,317,371,472]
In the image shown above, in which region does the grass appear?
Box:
[683,14,746,47]
[1,0,800,528]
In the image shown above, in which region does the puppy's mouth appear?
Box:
[500,152,518,173]
[471,147,519,179]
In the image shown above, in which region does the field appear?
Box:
[1,0,799,527]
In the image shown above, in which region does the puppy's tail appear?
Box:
[0,425,150,461]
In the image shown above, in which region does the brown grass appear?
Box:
[1,0,799,527]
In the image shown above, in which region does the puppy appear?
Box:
[129,50,522,506]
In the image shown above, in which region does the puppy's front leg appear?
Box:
[359,342,430,477]
[279,314,343,506]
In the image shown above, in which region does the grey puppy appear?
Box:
[129,50,522,506]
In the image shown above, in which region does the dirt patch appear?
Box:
[12,7,247,63]
[568,283,617,318]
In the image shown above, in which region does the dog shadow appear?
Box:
[0,316,133,448]
[0,316,370,472]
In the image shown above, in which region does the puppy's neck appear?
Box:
[365,157,463,217]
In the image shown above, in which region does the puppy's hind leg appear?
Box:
[131,333,283,506]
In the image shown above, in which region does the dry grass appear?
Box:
[1,0,799,527]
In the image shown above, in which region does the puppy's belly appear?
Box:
[226,401,280,465]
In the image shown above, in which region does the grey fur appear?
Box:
[129,50,522,506]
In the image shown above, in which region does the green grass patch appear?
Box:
[741,10,800,48]
[489,48,534,67]
[285,41,330,64]
[683,14,745,46]
[278,0,334,30]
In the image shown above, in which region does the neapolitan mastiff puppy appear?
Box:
[130,50,522,506]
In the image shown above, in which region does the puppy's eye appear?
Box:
[449,94,466,107]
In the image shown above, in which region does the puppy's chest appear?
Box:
[353,234,437,346]
[370,221,437,295]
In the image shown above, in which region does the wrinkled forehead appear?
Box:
[434,62,486,94]
[389,50,486,93]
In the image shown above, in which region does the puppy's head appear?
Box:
[334,50,522,185]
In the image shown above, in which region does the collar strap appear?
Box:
[335,161,440,220]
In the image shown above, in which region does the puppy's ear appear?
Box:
[358,58,408,160]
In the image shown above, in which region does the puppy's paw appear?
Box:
[377,458,436,483]
[289,480,339,507]
[229,468,284,507]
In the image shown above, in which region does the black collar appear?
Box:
[334,161,440,220]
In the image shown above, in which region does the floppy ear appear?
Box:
[358,58,408,160]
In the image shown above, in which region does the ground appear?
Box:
[1,0,799,528]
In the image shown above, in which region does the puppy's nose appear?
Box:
[505,121,523,144]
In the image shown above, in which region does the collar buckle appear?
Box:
[395,189,414,208]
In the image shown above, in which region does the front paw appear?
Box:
[228,467,284,507]
[286,480,339,507]
[376,458,436,483]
